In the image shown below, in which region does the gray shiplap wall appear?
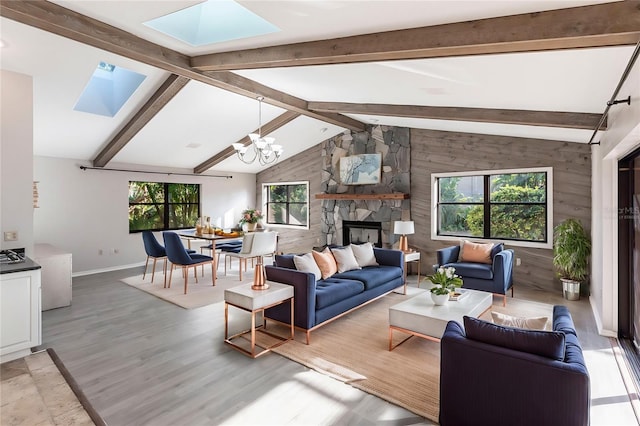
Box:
[257,127,591,293]
[410,129,591,294]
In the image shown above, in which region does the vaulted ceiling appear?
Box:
[1,0,639,174]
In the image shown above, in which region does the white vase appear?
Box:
[430,292,449,306]
[246,222,257,232]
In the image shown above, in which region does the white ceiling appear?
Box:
[0,0,634,174]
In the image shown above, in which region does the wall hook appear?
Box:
[607,96,631,107]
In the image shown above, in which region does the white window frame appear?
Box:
[431,167,553,249]
[261,181,310,230]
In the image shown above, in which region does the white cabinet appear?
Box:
[34,244,72,311]
[0,267,42,363]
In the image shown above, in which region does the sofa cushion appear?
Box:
[335,265,402,290]
[490,242,504,259]
[491,311,548,330]
[293,253,322,280]
[274,254,296,269]
[463,316,566,361]
[315,279,365,309]
[563,332,587,370]
[330,245,361,273]
[350,242,379,267]
[445,262,494,280]
[459,240,494,264]
[312,248,338,279]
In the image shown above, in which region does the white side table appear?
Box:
[403,251,421,292]
[224,281,294,358]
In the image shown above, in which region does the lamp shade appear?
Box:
[394,220,414,235]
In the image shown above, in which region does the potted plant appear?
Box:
[424,266,463,305]
[239,208,263,232]
[553,218,591,300]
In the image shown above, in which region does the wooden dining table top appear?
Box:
[176,229,243,242]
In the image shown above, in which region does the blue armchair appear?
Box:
[436,243,514,305]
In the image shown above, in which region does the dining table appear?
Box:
[176,229,243,251]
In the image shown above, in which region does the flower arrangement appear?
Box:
[239,208,263,225]
[425,266,463,295]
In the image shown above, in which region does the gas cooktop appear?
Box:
[0,249,26,264]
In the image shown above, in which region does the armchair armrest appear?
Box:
[492,249,514,292]
[265,265,317,329]
[437,245,460,266]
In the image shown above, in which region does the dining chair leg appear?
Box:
[211,261,215,286]
[183,266,189,294]
[194,266,199,283]
[167,265,174,288]
[143,256,150,280]
[151,258,158,283]
[239,258,243,281]
[163,259,168,288]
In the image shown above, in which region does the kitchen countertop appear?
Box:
[0,257,41,274]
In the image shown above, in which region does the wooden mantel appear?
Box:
[315,193,409,200]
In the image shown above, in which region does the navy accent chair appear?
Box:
[436,243,514,306]
[142,231,196,286]
[163,232,215,294]
[439,306,590,426]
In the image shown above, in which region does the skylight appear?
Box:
[143,0,280,46]
[74,62,146,118]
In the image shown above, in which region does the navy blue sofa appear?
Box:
[439,305,590,426]
[436,243,514,305]
[265,248,404,344]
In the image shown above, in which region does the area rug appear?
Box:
[0,348,105,426]
[120,263,254,309]
[272,289,555,423]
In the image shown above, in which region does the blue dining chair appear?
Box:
[142,231,195,287]
[163,232,215,294]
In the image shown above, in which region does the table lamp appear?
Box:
[394,220,414,252]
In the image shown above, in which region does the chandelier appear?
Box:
[232,96,283,166]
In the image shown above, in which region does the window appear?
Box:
[262,181,309,228]
[128,181,200,232]
[432,167,552,248]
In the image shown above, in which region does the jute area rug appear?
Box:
[272,288,555,423]
[120,260,254,309]
[0,348,105,426]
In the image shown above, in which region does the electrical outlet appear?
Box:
[516,257,522,266]
[3,231,18,241]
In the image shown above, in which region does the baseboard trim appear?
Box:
[590,295,618,337]
[72,262,144,277]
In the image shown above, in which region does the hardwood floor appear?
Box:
[39,267,432,426]
[38,269,638,426]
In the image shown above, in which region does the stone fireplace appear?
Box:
[319,126,411,248]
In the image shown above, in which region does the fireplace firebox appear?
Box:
[342,221,382,247]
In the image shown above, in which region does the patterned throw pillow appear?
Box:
[293,252,322,280]
[350,242,379,267]
[331,245,362,273]
[312,248,338,279]
[491,311,549,330]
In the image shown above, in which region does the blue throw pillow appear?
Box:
[490,243,504,259]
[463,316,565,361]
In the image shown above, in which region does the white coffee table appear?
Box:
[388,289,492,350]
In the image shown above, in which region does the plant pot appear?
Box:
[246,222,257,232]
[562,278,581,301]
[431,292,450,306]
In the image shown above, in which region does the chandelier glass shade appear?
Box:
[232,96,283,166]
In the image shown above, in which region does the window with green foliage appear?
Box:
[433,168,552,247]
[128,181,200,232]
[262,181,309,228]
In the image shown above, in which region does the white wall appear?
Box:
[591,52,640,336]
[0,70,34,256]
[33,156,256,274]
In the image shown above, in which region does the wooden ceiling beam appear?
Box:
[192,2,640,71]
[193,111,301,174]
[0,0,363,143]
[92,74,190,168]
[308,102,606,130]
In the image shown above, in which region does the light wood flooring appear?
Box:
[36,268,638,426]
